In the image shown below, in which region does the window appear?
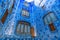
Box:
[25,0,33,2]
[21,9,29,17]
[24,1,29,7]
[43,12,57,25]
[43,12,57,31]
[16,21,30,35]
[16,21,35,37]
[8,3,14,13]
[1,9,8,24]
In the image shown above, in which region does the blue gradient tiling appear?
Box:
[0,0,60,40]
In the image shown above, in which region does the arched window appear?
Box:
[16,21,35,37]
[16,21,30,35]
[43,12,57,31]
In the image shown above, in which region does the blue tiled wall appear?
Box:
[0,0,60,40]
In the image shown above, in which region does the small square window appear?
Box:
[46,15,52,24]
[21,9,29,17]
[16,24,21,33]
[24,1,29,7]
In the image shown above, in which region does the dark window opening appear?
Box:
[1,9,8,24]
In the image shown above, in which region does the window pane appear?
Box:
[27,25,30,33]
[17,24,21,32]
[46,15,52,24]
[24,25,27,33]
[44,17,48,25]
[21,24,24,33]
[49,13,57,22]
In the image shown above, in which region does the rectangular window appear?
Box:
[47,15,52,24]
[22,9,29,17]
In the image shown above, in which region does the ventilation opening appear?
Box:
[1,9,8,24]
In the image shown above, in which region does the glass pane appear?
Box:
[46,15,52,24]
[49,13,57,22]
[27,25,30,33]
[17,24,21,32]
[24,25,27,33]
[44,17,48,25]
[25,10,29,16]
[21,24,24,33]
